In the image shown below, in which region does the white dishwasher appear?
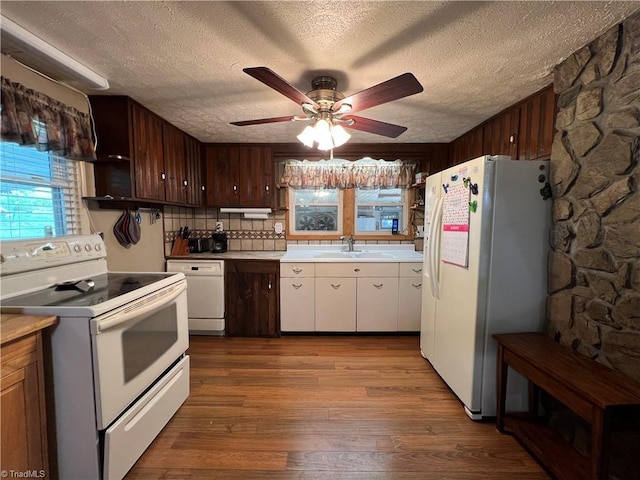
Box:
[167,259,225,334]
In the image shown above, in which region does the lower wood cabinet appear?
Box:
[0,319,54,475]
[225,259,280,337]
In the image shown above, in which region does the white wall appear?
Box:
[88,208,166,272]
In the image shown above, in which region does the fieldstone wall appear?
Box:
[548,12,640,382]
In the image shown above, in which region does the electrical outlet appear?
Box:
[215,222,223,232]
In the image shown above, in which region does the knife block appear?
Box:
[170,238,190,256]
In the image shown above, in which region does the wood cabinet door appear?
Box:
[238,145,273,207]
[204,145,240,206]
[132,104,165,201]
[204,145,273,207]
[184,135,203,206]
[226,260,280,337]
[163,123,186,204]
[0,333,48,473]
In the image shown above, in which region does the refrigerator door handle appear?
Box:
[429,197,444,299]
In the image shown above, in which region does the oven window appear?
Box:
[121,303,178,382]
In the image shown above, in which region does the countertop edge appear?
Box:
[1,313,58,346]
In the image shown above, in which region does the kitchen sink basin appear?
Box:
[314,252,355,259]
[313,251,395,259]
[354,252,395,259]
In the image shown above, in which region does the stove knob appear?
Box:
[0,253,5,263]
[84,244,92,252]
[74,245,82,253]
[94,244,102,251]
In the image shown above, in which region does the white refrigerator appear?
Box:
[420,155,551,419]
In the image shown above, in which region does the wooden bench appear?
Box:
[493,332,640,480]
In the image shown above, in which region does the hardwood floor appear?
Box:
[126,335,549,479]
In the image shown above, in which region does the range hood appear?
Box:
[219,208,272,219]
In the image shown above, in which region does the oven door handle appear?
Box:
[94,282,186,333]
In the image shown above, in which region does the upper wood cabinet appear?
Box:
[89,96,204,206]
[204,144,273,208]
[449,85,556,165]
[162,122,186,204]
[132,103,166,202]
[184,135,204,206]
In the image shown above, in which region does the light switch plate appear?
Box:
[274,222,283,234]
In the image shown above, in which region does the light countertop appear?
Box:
[167,251,285,261]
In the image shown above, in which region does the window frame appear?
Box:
[286,186,414,241]
[0,141,85,240]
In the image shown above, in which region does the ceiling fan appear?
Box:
[231,67,424,149]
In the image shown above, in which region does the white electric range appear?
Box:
[1,234,190,480]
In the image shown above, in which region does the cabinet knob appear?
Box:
[374,283,383,289]
[265,185,269,192]
[354,268,360,272]
[412,283,422,289]
[330,283,341,289]
[412,268,422,274]
[201,185,205,191]
[292,267,302,274]
[183,180,188,187]
[233,185,238,192]
[161,172,166,180]
[292,284,302,289]
[268,282,272,290]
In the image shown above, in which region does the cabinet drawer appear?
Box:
[316,263,399,278]
[399,263,423,277]
[280,263,315,278]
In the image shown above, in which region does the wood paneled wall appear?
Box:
[449,85,556,166]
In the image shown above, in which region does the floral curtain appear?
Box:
[281,157,416,189]
[0,76,96,161]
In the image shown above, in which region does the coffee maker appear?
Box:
[211,232,227,253]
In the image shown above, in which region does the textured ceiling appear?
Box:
[2,1,639,145]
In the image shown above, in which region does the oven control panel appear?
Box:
[0,234,107,276]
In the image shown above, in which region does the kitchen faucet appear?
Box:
[340,234,355,252]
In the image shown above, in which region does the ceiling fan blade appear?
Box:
[342,115,408,138]
[231,115,299,126]
[243,67,319,109]
[333,73,423,114]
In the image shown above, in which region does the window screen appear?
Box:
[0,141,84,240]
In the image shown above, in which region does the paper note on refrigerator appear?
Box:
[441,183,470,267]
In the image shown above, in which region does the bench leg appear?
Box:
[591,409,611,480]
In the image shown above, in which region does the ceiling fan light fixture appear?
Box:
[296,125,315,147]
[331,124,351,148]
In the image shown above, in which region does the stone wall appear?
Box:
[548,12,640,382]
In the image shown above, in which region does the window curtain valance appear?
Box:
[0,76,96,161]
[282,158,416,189]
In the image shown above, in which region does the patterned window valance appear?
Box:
[0,76,96,161]
[282,158,416,189]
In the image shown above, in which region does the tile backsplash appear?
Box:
[163,206,420,255]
